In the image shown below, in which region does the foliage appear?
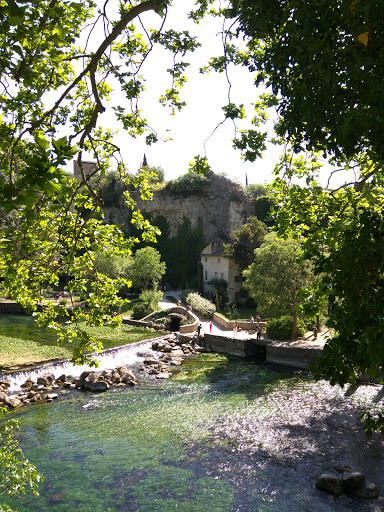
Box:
[137,165,165,186]
[243,232,314,320]
[167,172,212,197]
[222,0,384,433]
[160,216,205,289]
[266,316,306,341]
[132,286,162,319]
[0,0,204,367]
[180,288,197,302]
[185,292,216,319]
[93,252,132,282]
[224,216,267,271]
[229,0,384,162]
[0,408,43,508]
[245,184,268,200]
[140,287,163,312]
[129,247,166,290]
[207,277,228,300]
[253,195,275,226]
[132,301,152,320]
[271,155,384,430]
[89,171,121,207]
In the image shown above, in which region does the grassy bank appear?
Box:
[0,315,163,370]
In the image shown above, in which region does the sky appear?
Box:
[78,0,350,188]
[84,0,283,187]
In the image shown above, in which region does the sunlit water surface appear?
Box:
[1,353,384,512]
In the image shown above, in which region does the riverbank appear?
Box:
[0,315,164,371]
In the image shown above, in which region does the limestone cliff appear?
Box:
[104,172,253,242]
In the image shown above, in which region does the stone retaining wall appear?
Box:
[0,301,27,314]
[213,313,266,332]
[199,334,266,359]
[266,342,323,369]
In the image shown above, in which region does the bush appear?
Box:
[180,288,197,302]
[266,315,306,340]
[185,292,216,318]
[167,173,211,197]
[132,302,152,320]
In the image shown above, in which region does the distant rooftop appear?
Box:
[201,242,225,257]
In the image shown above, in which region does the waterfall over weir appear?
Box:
[1,338,155,392]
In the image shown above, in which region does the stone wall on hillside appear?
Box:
[103,172,253,242]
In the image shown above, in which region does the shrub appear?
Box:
[185,292,216,318]
[266,315,306,340]
[167,173,211,197]
[132,302,152,320]
[140,288,162,312]
[180,288,197,302]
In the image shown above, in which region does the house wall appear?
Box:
[201,255,243,302]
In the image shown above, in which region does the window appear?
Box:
[235,275,242,283]
[205,257,207,262]
[221,272,224,279]
[217,258,220,263]
[235,292,240,300]
[205,271,208,280]
[214,272,218,278]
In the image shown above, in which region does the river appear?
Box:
[1,348,384,512]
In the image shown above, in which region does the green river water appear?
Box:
[1,345,384,511]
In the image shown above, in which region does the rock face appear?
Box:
[104,172,253,242]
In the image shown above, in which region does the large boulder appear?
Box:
[0,391,9,402]
[315,474,343,497]
[117,366,136,384]
[83,371,100,389]
[176,333,195,344]
[37,373,55,386]
[89,380,109,392]
[3,396,23,409]
[342,471,365,491]
[353,482,380,499]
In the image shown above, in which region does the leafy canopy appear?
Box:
[243,232,314,320]
[0,0,202,365]
[224,216,267,271]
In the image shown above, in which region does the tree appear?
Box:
[0,0,201,365]
[129,247,166,290]
[224,216,267,271]
[228,0,384,163]
[218,0,384,433]
[94,252,132,281]
[245,184,268,201]
[253,195,275,226]
[243,232,314,337]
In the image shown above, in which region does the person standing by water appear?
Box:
[233,321,238,338]
[209,321,213,333]
[256,324,262,340]
[249,316,254,330]
[197,323,203,338]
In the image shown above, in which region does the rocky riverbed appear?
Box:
[0,332,207,409]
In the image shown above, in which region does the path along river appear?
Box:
[1,341,384,512]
